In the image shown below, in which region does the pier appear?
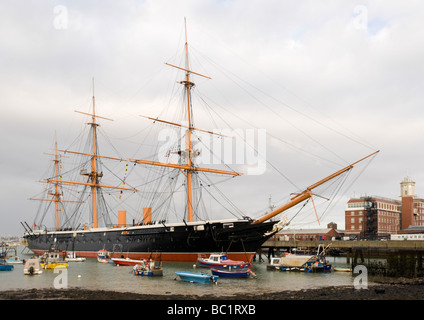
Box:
[262,239,424,251]
[260,240,424,277]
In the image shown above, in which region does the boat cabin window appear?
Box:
[223,223,234,229]
[213,256,219,262]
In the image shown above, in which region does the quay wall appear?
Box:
[262,240,424,250]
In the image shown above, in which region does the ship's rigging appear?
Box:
[28,18,379,234]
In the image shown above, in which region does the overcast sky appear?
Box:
[1,1,423,236]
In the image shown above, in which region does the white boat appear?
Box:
[334,267,352,272]
[267,254,315,270]
[197,253,251,269]
[65,251,86,262]
[6,256,25,264]
[24,258,43,275]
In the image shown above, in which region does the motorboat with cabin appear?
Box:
[24,258,43,275]
[197,253,250,269]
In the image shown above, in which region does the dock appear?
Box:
[262,240,424,251]
[260,240,424,262]
[259,240,424,277]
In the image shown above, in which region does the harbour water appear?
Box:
[0,246,368,297]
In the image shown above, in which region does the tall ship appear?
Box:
[22,20,378,262]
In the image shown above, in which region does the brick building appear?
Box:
[400,176,424,229]
[275,222,343,241]
[345,196,401,239]
[345,176,424,239]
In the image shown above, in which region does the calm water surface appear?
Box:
[0,246,365,297]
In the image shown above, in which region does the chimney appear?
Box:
[143,208,152,225]
[118,210,126,227]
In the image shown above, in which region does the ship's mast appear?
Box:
[131,18,242,223]
[183,17,194,223]
[29,133,83,230]
[46,79,138,229]
[90,78,99,228]
[53,133,60,229]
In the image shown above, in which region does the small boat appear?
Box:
[211,268,255,278]
[281,256,332,273]
[267,253,315,270]
[40,251,68,269]
[112,257,145,266]
[97,249,110,263]
[6,256,25,264]
[267,257,284,270]
[0,260,13,271]
[133,259,163,276]
[271,244,332,272]
[175,271,219,284]
[65,251,86,262]
[334,267,352,272]
[24,258,43,275]
[197,253,250,269]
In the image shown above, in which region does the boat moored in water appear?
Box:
[267,254,315,270]
[133,259,163,276]
[211,268,255,278]
[65,251,86,262]
[6,256,25,264]
[112,257,145,266]
[40,251,68,269]
[175,271,218,284]
[24,258,43,275]
[97,249,111,263]
[0,261,13,271]
[197,253,251,269]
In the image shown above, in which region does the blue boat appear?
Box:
[0,261,13,271]
[211,268,255,278]
[175,271,218,284]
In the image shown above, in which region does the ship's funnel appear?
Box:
[143,208,152,225]
[118,210,126,227]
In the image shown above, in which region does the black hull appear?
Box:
[24,219,276,262]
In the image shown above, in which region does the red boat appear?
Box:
[197,253,250,269]
[111,257,145,266]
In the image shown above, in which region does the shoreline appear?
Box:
[1,278,424,300]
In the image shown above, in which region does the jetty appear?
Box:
[263,239,424,251]
[261,239,424,277]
